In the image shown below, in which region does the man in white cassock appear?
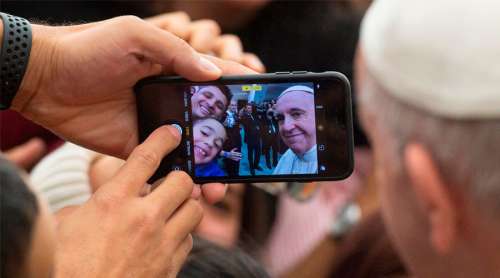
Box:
[273,85,318,175]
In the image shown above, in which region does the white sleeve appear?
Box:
[30,143,97,213]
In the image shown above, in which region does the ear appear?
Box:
[404,143,458,255]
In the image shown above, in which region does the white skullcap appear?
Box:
[360,0,500,119]
[278,85,314,99]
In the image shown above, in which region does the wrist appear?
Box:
[11,24,58,114]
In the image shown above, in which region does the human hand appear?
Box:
[3,137,46,170]
[88,154,227,204]
[12,16,256,159]
[146,12,265,72]
[54,125,202,278]
[224,148,242,162]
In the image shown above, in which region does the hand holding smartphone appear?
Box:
[135,72,354,184]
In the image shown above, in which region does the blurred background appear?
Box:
[1,1,406,277]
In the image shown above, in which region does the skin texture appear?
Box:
[195,184,245,248]
[6,15,256,204]
[12,16,256,160]
[88,160,245,249]
[4,138,47,170]
[191,86,228,120]
[2,11,262,171]
[25,191,56,278]
[146,11,265,72]
[356,49,500,278]
[54,126,203,278]
[193,118,227,165]
[275,90,316,155]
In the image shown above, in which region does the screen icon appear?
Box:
[320,165,326,171]
[318,144,325,151]
[242,85,252,91]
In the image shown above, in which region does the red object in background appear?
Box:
[0,110,63,152]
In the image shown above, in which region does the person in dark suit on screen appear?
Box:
[222,99,243,175]
[240,103,262,175]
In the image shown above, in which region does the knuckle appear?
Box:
[92,190,123,211]
[112,15,144,31]
[173,11,190,22]
[169,36,194,58]
[136,205,158,234]
[132,146,160,169]
[121,15,144,26]
[198,19,221,34]
[222,34,241,44]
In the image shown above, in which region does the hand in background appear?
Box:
[146,12,265,73]
[223,148,242,161]
[3,138,46,170]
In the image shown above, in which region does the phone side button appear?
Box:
[275,71,290,75]
[292,71,308,74]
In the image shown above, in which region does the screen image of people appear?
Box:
[191,83,318,177]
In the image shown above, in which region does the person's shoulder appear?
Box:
[212,162,226,177]
[282,148,294,158]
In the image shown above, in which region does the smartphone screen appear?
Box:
[136,72,353,183]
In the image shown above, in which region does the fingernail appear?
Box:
[166,125,182,141]
[199,56,221,74]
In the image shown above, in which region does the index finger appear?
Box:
[107,125,181,196]
[202,54,257,75]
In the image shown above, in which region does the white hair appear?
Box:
[359,73,500,215]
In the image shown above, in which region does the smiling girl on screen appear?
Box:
[193,118,228,177]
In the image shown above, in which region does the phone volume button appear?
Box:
[292,71,308,74]
[275,71,290,75]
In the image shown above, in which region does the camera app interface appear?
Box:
[188,83,319,178]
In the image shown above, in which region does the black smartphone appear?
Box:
[135,71,354,184]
